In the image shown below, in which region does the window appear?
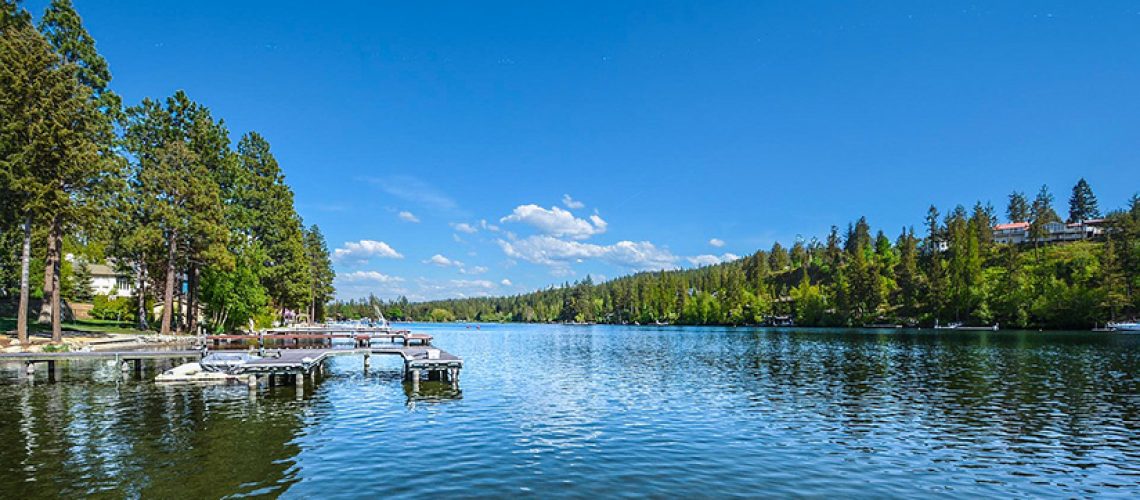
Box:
[116,277,133,291]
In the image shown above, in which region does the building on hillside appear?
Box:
[993,222,1030,245]
[992,219,1105,245]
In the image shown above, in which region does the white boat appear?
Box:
[1109,321,1140,333]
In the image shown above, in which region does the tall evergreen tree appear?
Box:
[1029,185,1061,244]
[32,0,119,339]
[768,242,790,272]
[303,224,335,322]
[1007,191,1029,223]
[0,23,108,341]
[1067,178,1101,223]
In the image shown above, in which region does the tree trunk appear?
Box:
[48,218,63,342]
[37,217,59,324]
[160,232,177,335]
[135,261,149,331]
[17,214,32,345]
[187,264,198,335]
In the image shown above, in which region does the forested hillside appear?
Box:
[334,184,1140,330]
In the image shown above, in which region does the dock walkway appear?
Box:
[1,328,463,395]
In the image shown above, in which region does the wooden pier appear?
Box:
[1,326,463,397]
[238,345,463,395]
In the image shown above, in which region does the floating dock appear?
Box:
[1,326,463,397]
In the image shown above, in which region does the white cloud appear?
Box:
[479,219,500,232]
[337,271,405,283]
[562,194,585,209]
[397,211,420,223]
[424,254,463,268]
[498,235,678,272]
[500,204,607,240]
[451,222,478,234]
[500,278,512,286]
[333,240,403,264]
[460,265,488,275]
[687,253,741,267]
[709,238,725,248]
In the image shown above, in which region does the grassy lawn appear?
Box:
[0,317,149,336]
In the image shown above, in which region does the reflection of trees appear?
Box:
[716,329,1140,469]
[0,366,306,497]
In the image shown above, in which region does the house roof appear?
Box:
[993,222,1029,230]
[87,263,117,277]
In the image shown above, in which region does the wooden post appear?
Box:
[47,361,58,382]
[411,369,420,393]
[296,372,305,398]
[24,362,35,376]
[247,374,258,389]
[364,352,371,371]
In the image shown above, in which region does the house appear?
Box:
[88,262,133,298]
[65,254,133,298]
[993,222,1030,245]
[991,219,1105,245]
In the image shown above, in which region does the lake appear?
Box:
[1,324,1139,498]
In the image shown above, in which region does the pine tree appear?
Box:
[71,258,93,301]
[1007,191,1029,223]
[303,224,335,322]
[0,23,108,341]
[32,0,119,340]
[1029,185,1061,244]
[1067,178,1101,223]
[768,242,790,271]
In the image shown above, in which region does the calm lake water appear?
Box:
[1,324,1139,498]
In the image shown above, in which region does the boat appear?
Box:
[934,321,999,331]
[199,352,262,373]
[1108,321,1140,333]
[863,323,902,329]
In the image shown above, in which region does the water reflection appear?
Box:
[1,326,1138,498]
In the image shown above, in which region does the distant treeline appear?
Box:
[0,1,334,340]
[333,181,1140,330]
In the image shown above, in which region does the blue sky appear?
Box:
[30,1,1140,300]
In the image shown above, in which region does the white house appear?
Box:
[65,254,133,298]
[88,262,133,298]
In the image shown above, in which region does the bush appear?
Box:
[91,294,134,321]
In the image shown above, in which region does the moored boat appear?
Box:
[1108,321,1140,333]
[934,321,999,331]
[199,352,262,373]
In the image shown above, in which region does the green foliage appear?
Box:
[91,293,132,321]
[429,308,455,322]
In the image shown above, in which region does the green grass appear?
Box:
[1,317,149,336]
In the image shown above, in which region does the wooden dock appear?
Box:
[205,327,433,348]
[239,346,463,394]
[1,327,463,397]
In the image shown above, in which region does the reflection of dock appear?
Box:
[0,350,202,379]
